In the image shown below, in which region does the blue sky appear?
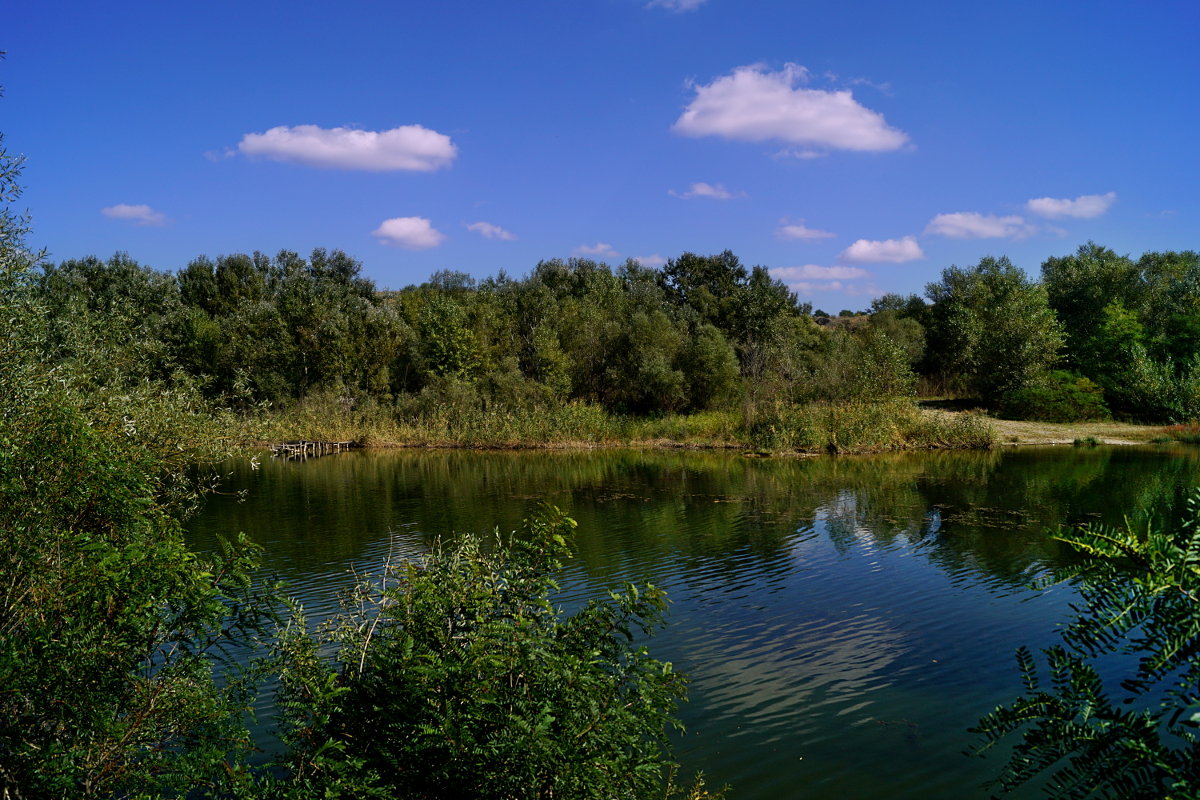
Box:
[6,0,1197,310]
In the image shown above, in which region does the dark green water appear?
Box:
[187,445,1200,799]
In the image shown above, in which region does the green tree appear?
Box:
[37,253,184,389]
[808,326,916,403]
[867,308,925,368]
[925,256,1064,400]
[1078,301,1174,418]
[679,323,740,410]
[658,250,749,336]
[659,251,801,354]
[416,293,478,379]
[603,309,688,413]
[1041,242,1140,367]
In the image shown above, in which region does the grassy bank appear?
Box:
[239,394,996,455]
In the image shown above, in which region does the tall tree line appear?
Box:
[32,248,914,416]
[30,240,1200,423]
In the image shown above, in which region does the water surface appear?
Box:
[187,445,1200,798]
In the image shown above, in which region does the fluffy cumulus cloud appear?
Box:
[101,203,167,226]
[668,181,743,200]
[924,212,1036,239]
[776,220,835,241]
[635,254,667,267]
[467,221,517,241]
[839,236,923,264]
[672,63,909,153]
[1026,192,1116,219]
[573,242,620,260]
[238,124,457,171]
[647,0,706,10]
[372,217,446,249]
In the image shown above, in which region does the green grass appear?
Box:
[745,398,994,454]
[240,393,995,455]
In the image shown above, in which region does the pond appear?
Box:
[186,444,1200,799]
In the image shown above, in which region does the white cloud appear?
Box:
[769,265,876,297]
[635,254,667,267]
[647,0,706,10]
[1026,191,1116,220]
[839,236,923,264]
[466,221,517,241]
[101,203,167,226]
[203,147,235,162]
[668,181,744,200]
[372,217,446,249]
[573,241,624,260]
[238,124,457,171]
[924,212,1036,239]
[776,220,835,241]
[771,265,869,281]
[792,280,845,294]
[797,281,881,296]
[573,242,620,260]
[673,63,909,153]
[775,148,828,160]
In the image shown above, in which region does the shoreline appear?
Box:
[244,409,1172,455]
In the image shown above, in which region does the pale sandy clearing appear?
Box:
[925,408,1166,446]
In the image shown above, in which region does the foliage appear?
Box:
[997,370,1111,422]
[1042,242,1141,367]
[806,327,917,404]
[261,507,719,800]
[0,123,272,797]
[925,256,1064,401]
[972,496,1200,798]
[1159,423,1200,445]
[1043,244,1200,421]
[866,307,925,367]
[745,398,993,454]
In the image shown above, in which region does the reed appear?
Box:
[241,392,994,454]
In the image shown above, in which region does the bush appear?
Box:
[997,371,1110,422]
[265,507,718,800]
[0,263,271,799]
[745,399,994,454]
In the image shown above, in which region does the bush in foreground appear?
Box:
[973,495,1200,798]
[259,507,720,800]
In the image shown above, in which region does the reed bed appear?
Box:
[240,392,995,454]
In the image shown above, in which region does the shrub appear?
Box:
[1160,422,1200,444]
[0,264,271,799]
[997,370,1110,422]
[265,507,718,800]
[745,399,994,454]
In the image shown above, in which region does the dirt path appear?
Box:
[924,408,1166,446]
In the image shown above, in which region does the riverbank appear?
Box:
[920,408,1167,447]
[241,398,1182,455]
[239,397,993,455]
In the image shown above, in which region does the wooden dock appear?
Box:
[270,440,355,460]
